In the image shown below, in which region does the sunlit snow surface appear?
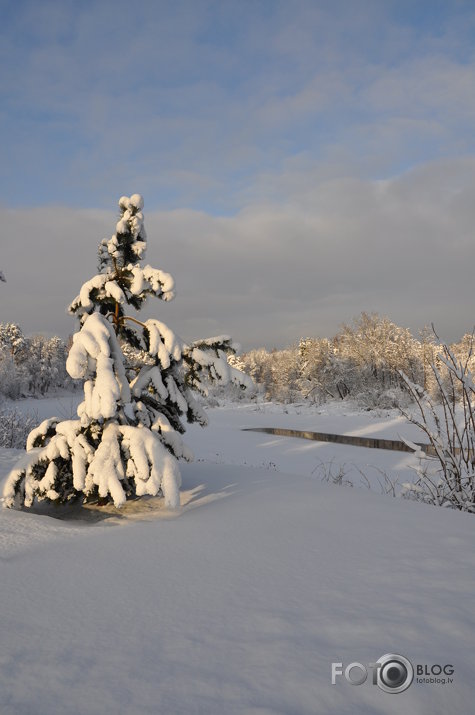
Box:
[0,398,474,714]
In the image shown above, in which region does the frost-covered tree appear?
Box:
[400,340,475,512]
[0,346,19,399]
[240,314,426,408]
[0,323,28,399]
[0,323,28,362]
[0,325,72,399]
[3,194,251,510]
[298,337,353,402]
[25,335,71,396]
[338,312,421,389]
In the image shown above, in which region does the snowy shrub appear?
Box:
[400,340,475,512]
[377,387,413,410]
[355,386,412,411]
[0,408,38,449]
[197,354,256,406]
[313,458,399,496]
[3,194,252,511]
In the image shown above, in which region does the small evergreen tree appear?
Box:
[3,194,251,510]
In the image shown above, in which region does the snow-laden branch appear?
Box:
[3,418,181,509]
[67,312,131,422]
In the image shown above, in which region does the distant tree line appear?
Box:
[237,312,475,409]
[3,312,475,411]
[0,322,75,399]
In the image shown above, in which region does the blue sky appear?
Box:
[2,0,475,347]
[2,0,475,212]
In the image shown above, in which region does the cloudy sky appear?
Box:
[1,0,475,349]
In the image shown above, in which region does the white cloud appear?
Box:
[2,156,475,348]
[2,2,475,347]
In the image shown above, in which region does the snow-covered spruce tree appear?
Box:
[3,194,251,510]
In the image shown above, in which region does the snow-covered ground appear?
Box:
[1,398,474,714]
[185,400,424,490]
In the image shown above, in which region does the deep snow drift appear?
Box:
[0,400,473,714]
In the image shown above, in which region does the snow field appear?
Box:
[1,402,474,714]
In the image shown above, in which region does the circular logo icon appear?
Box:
[376,653,414,694]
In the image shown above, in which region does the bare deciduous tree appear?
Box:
[400,337,475,512]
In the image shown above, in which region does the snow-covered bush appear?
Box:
[0,408,38,449]
[199,354,257,406]
[3,194,251,511]
[355,386,413,411]
[400,341,475,512]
